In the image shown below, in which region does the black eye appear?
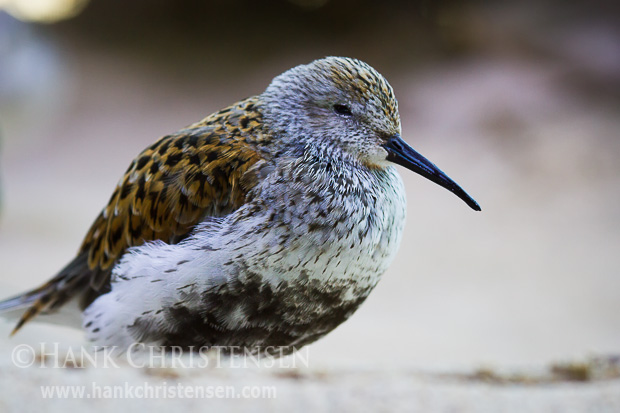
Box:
[333,104,353,117]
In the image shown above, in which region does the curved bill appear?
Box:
[383,134,481,211]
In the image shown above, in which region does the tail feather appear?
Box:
[0,290,46,313]
[0,253,98,334]
[0,287,52,335]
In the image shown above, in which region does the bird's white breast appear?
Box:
[83,163,407,349]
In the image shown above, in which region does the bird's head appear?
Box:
[262,56,480,211]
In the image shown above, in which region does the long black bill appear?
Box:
[383,134,481,211]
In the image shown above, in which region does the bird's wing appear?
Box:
[6,96,271,332]
[79,96,269,291]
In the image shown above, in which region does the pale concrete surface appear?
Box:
[0,355,619,412]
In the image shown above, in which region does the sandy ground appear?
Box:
[1,9,620,411]
[0,355,619,412]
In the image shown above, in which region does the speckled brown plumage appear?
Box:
[83,97,267,280]
[11,97,271,331]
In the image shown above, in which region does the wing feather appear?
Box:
[79,96,269,292]
[6,96,273,330]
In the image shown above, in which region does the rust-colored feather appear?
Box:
[13,96,271,330]
[82,96,268,284]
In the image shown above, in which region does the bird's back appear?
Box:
[5,96,274,332]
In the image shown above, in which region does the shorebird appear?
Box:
[0,57,480,353]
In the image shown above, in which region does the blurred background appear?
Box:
[0,0,619,370]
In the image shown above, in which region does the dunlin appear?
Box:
[1,57,480,353]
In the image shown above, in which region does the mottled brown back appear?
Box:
[12,96,271,331]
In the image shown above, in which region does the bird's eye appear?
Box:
[333,104,353,117]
